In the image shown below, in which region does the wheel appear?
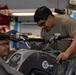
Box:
[65,61,76,75]
[30,69,50,75]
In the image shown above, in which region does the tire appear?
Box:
[30,69,50,75]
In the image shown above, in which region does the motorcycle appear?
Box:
[6,30,76,75]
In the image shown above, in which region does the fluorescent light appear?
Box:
[52,12,59,15]
[10,8,57,16]
[12,12,34,16]
[12,12,58,16]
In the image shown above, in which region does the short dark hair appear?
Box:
[34,6,54,22]
[0,33,10,40]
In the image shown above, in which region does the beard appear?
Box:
[44,27,51,32]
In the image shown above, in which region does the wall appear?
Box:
[0,0,75,36]
[0,0,73,9]
[0,0,76,35]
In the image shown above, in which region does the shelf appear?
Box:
[21,22,36,25]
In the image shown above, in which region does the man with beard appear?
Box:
[34,6,76,62]
[34,6,76,75]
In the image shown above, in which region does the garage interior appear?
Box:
[0,0,76,75]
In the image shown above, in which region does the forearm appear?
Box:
[56,34,76,61]
[65,38,76,56]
